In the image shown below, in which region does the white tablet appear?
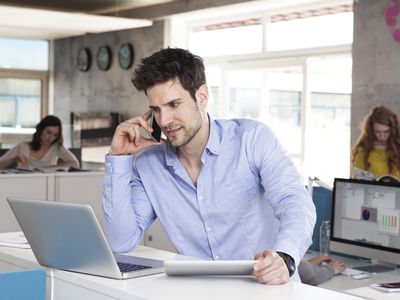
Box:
[164,260,256,276]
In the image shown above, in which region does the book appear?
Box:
[353,168,376,181]
[353,168,400,183]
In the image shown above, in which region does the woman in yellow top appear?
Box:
[352,106,400,180]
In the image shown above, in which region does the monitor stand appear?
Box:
[353,264,395,273]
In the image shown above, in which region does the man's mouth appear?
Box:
[164,126,182,137]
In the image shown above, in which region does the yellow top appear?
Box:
[352,147,400,179]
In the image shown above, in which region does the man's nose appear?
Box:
[159,111,173,127]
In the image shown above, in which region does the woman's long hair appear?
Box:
[352,106,400,173]
[29,115,63,151]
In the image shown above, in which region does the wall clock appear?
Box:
[97,45,112,71]
[77,47,91,72]
[118,43,134,69]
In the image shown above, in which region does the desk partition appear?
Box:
[0,172,104,233]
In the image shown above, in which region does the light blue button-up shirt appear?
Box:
[103,118,316,278]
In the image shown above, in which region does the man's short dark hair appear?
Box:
[131,48,206,101]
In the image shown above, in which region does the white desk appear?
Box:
[0,242,363,300]
[306,251,400,299]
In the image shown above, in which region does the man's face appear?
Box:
[147,80,207,148]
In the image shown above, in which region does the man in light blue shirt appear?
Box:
[103,48,316,284]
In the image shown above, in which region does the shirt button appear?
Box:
[106,162,112,167]
[215,255,220,260]
[198,196,203,200]
[206,227,211,232]
[106,187,111,192]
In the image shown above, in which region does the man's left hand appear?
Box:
[253,249,289,284]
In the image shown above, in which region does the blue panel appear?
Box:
[309,186,332,251]
[0,268,46,300]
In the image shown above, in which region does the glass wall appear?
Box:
[170,1,353,184]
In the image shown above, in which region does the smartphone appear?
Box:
[150,114,162,143]
[370,282,400,292]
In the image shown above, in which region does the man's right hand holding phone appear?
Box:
[109,110,161,156]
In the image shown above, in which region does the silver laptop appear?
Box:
[7,197,164,279]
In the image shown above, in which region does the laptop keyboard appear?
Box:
[117,262,152,273]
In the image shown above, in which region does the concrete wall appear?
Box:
[52,0,253,125]
[351,0,400,145]
[53,21,164,124]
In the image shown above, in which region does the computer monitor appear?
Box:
[330,178,400,272]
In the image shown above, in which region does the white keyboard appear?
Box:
[341,268,364,277]
[340,268,370,279]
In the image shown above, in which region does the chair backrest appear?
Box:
[0,268,46,300]
[66,147,82,167]
[0,148,9,157]
[309,186,333,251]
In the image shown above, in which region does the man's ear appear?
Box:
[196,84,209,109]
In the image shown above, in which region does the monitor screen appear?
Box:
[331,178,400,268]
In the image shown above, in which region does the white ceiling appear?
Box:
[0,4,153,40]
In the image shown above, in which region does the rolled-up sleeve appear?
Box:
[250,124,316,266]
[102,154,155,253]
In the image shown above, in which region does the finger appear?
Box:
[143,109,153,120]
[320,256,331,261]
[254,251,276,271]
[116,123,137,141]
[253,263,275,278]
[132,125,143,146]
[255,264,288,284]
[123,115,153,133]
[254,251,264,260]
[254,249,274,261]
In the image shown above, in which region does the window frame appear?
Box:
[203,46,351,175]
[167,1,353,183]
[0,68,49,123]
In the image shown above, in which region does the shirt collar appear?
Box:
[206,115,220,156]
[164,114,221,166]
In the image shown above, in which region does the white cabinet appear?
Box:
[0,172,104,233]
[0,174,51,232]
[54,172,104,227]
[0,171,175,253]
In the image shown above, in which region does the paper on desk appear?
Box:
[0,231,30,249]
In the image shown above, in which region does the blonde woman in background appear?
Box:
[352,105,400,180]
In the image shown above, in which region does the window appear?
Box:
[0,37,49,70]
[0,38,49,145]
[0,78,41,128]
[267,8,353,51]
[190,18,262,57]
[169,1,353,184]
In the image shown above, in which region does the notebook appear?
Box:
[7,197,164,279]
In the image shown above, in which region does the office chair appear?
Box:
[0,268,46,300]
[307,180,333,252]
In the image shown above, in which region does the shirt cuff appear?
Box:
[104,154,133,175]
